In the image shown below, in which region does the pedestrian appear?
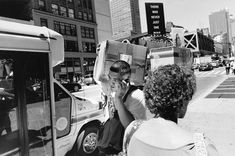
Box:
[232,61,235,75]
[225,61,230,75]
[122,64,219,156]
[98,60,147,156]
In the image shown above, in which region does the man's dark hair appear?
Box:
[110,60,131,76]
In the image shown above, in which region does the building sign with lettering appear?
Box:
[145,3,166,36]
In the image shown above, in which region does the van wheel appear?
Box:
[76,126,99,156]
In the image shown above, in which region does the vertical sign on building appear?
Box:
[145,3,165,36]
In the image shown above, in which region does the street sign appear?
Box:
[145,3,166,36]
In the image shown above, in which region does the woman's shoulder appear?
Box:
[122,120,145,155]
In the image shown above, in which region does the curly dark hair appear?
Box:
[144,64,196,117]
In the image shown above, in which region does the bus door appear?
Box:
[0,51,54,156]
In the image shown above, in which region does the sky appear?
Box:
[139,0,235,32]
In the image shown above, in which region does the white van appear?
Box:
[0,20,106,156]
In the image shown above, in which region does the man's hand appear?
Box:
[114,80,128,99]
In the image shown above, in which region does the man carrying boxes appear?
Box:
[94,40,148,155]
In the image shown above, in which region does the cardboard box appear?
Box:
[93,40,148,86]
[149,47,193,71]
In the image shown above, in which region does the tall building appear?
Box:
[209,9,232,56]
[32,0,98,81]
[209,9,231,39]
[110,0,141,40]
[95,0,113,42]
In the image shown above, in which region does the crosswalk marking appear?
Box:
[194,69,229,77]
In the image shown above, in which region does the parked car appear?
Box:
[210,61,219,68]
[198,63,213,71]
[60,80,82,92]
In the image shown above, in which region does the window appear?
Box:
[54,21,60,33]
[54,21,77,36]
[40,18,48,27]
[70,25,77,36]
[82,0,87,8]
[83,12,88,21]
[90,28,94,38]
[81,26,95,39]
[77,0,82,7]
[82,42,96,53]
[68,9,74,18]
[65,23,71,35]
[38,0,46,10]
[60,23,65,35]
[78,11,83,19]
[67,0,73,3]
[87,0,92,10]
[81,27,86,38]
[85,28,90,38]
[65,40,78,52]
[60,6,67,17]
[74,59,81,66]
[51,4,59,15]
[0,52,53,155]
[88,13,93,22]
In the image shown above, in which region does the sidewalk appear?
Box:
[179,75,235,156]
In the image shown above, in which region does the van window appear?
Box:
[0,52,53,156]
[54,83,72,138]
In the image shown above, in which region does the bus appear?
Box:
[0,20,106,156]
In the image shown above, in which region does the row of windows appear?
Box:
[82,42,96,53]
[60,58,81,67]
[38,0,94,22]
[41,19,95,39]
[65,40,78,52]
[78,0,92,10]
[78,11,93,22]
[51,4,74,18]
[84,58,96,66]
[54,21,77,36]
[60,58,95,70]
[81,26,95,39]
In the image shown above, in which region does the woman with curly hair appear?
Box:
[122,64,218,156]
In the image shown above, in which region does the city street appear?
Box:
[74,66,235,155]
[180,66,235,156]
